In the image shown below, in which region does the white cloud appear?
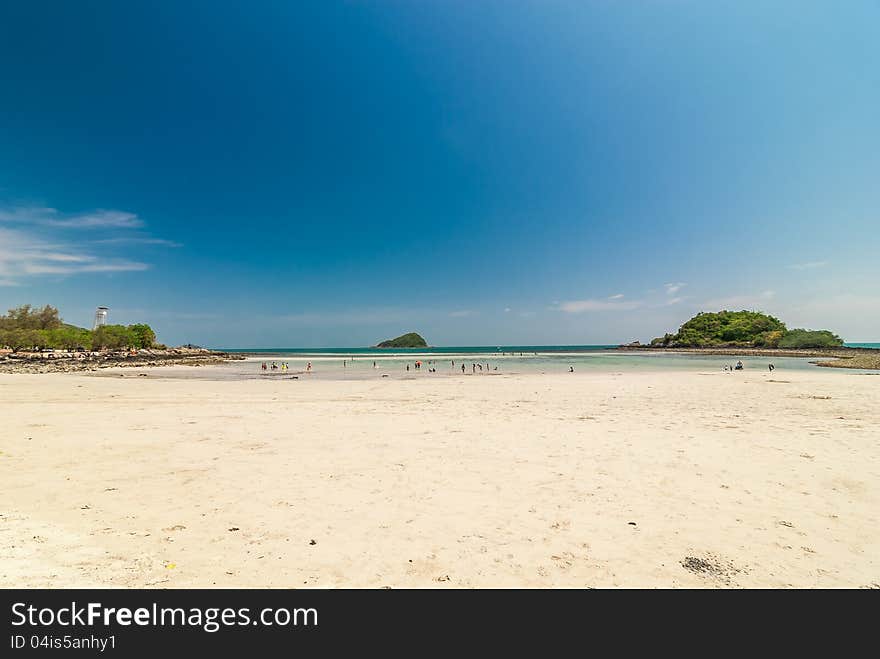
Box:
[449,310,475,317]
[93,236,182,247]
[556,298,644,313]
[45,210,143,229]
[0,206,143,230]
[0,225,150,283]
[23,261,149,275]
[0,202,179,284]
[504,307,511,313]
[36,252,96,263]
[788,261,828,271]
[555,286,692,313]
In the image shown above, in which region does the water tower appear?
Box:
[93,306,109,330]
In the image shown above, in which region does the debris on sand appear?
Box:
[680,554,744,585]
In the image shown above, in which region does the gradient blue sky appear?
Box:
[1,1,878,346]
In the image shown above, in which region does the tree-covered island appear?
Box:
[650,310,843,349]
[375,332,428,348]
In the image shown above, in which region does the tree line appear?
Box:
[0,305,157,351]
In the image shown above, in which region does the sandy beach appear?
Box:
[1,367,877,588]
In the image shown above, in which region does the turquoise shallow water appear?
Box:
[148,345,877,380]
[219,345,618,356]
[221,342,880,356]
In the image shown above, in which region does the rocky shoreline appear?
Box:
[0,347,243,374]
[615,345,880,370]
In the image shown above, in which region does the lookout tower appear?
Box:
[93,306,109,330]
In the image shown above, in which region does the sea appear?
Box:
[141,343,878,380]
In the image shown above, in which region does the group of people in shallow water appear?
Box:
[402,360,498,374]
[722,360,776,372]
[261,361,289,372]
[259,358,778,377]
[261,361,311,373]
[259,358,507,375]
[451,360,500,374]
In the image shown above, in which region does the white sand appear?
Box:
[1,368,877,588]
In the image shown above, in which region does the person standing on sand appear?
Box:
[570,366,574,372]
[461,363,465,374]
[769,363,775,371]
[307,362,312,373]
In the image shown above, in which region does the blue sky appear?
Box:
[1,1,878,346]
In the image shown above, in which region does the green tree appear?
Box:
[92,325,137,350]
[1,328,48,350]
[47,326,93,351]
[0,304,61,330]
[754,329,785,348]
[778,329,843,348]
[128,324,156,348]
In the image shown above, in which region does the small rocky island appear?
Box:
[375,332,428,348]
